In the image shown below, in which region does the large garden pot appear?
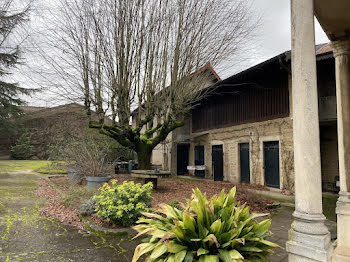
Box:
[67,167,83,185]
[86,176,111,190]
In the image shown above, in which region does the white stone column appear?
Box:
[286,0,333,261]
[332,39,350,261]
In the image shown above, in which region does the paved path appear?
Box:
[268,205,337,262]
[0,169,335,262]
[268,206,294,262]
[0,171,140,261]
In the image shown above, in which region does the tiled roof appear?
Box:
[316,43,332,55]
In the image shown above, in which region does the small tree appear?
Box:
[63,137,113,177]
[48,128,136,163]
[10,133,34,159]
[41,0,258,169]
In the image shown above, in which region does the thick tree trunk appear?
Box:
[137,149,152,170]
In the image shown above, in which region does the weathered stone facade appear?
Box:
[168,46,339,194]
[188,117,294,190]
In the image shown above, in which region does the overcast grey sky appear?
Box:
[219,0,329,78]
[23,0,330,106]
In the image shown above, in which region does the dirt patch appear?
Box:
[149,177,273,213]
[35,175,274,231]
[61,175,271,209]
[34,179,85,229]
[49,176,84,192]
[89,215,128,229]
[101,175,273,213]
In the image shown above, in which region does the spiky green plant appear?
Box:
[132,187,279,262]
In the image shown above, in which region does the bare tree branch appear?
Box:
[38,0,259,168]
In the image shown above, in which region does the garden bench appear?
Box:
[131,170,171,189]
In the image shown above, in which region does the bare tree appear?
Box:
[40,0,258,169]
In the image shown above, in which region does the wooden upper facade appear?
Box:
[191,44,335,133]
[192,79,290,132]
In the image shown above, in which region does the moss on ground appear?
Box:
[0,167,141,261]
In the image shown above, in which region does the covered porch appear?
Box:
[287,0,350,261]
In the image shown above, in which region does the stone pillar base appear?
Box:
[333,193,350,262]
[286,211,333,262]
[287,230,333,262]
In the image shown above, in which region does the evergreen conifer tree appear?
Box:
[0,1,31,135]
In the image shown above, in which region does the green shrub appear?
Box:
[10,133,34,159]
[132,187,279,262]
[79,198,97,216]
[35,161,67,174]
[94,180,153,227]
[62,188,95,207]
[47,141,66,161]
[48,130,136,163]
[63,138,113,177]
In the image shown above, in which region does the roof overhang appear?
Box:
[315,0,350,41]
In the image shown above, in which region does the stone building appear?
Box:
[171,43,338,193]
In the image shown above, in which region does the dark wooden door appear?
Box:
[212,145,224,181]
[177,144,189,175]
[264,141,280,188]
[239,143,250,183]
[194,145,205,178]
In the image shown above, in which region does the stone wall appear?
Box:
[151,135,171,170]
[160,114,339,193]
[189,117,295,191]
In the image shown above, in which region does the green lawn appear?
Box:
[248,188,338,223]
[0,160,51,172]
[0,160,67,174]
[323,193,338,222]
[35,164,68,174]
